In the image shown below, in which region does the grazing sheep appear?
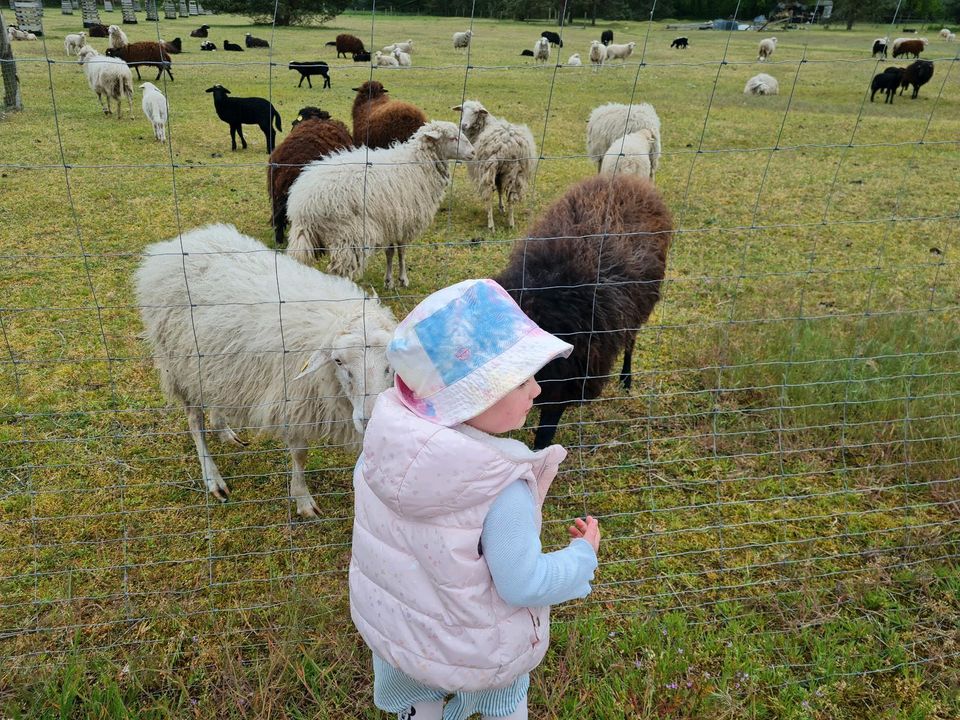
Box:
[374,50,399,67]
[335,33,365,58]
[107,24,128,50]
[139,81,168,141]
[600,128,656,179]
[223,40,244,52]
[872,37,888,58]
[453,99,536,232]
[268,107,354,246]
[88,23,109,38]
[892,38,927,58]
[134,224,397,518]
[670,36,689,49]
[541,30,563,47]
[245,33,269,48]
[589,40,607,71]
[161,37,182,54]
[206,84,282,153]
[744,72,779,95]
[77,46,135,119]
[758,36,777,61]
[353,51,372,62]
[64,32,86,55]
[605,41,636,62]
[938,28,951,40]
[533,36,550,63]
[899,59,934,99]
[870,67,903,104]
[587,102,662,179]
[105,42,174,82]
[289,60,330,89]
[567,52,582,66]
[350,80,427,149]
[948,32,956,42]
[286,121,475,288]
[392,47,412,67]
[199,41,216,51]
[600,29,613,45]
[453,29,473,50]
[493,174,672,449]
[189,24,210,38]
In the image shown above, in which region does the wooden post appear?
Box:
[0,9,23,112]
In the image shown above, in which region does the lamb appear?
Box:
[939,28,951,40]
[139,81,168,141]
[892,38,927,58]
[245,33,269,48]
[189,24,210,38]
[286,121,475,288]
[105,42,174,82]
[161,37,181,55]
[899,59,934,99]
[77,46,134,119]
[872,37,888,58]
[948,32,956,42]
[107,24,128,50]
[453,30,473,50]
[493,174,672,449]
[758,36,777,61]
[268,107,354,246]
[199,41,216,51]
[587,102,662,179]
[567,53,581,66]
[223,40,244,52]
[520,49,534,57]
[600,29,613,45]
[353,51,372,62]
[533,36,550,63]
[605,41,636,62]
[382,39,413,54]
[335,33,365,58]
[744,72,779,95]
[374,50,399,67]
[589,40,607,71]
[599,128,657,179]
[8,27,36,41]
[64,32,86,56]
[541,30,563,47]
[392,47,412,67]
[206,84,282,153]
[870,67,902,104]
[453,99,536,231]
[670,36,689,49]
[289,60,330,89]
[134,224,397,518]
[350,80,427,149]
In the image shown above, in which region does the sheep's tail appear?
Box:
[273,108,282,133]
[287,223,317,265]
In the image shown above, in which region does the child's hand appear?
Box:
[568,515,600,554]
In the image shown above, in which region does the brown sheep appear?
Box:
[351,81,427,149]
[268,107,354,247]
[88,23,109,38]
[105,42,173,82]
[335,33,365,59]
[892,38,927,58]
[494,174,672,449]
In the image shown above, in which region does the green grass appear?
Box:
[1,8,959,718]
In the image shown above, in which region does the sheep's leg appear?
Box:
[487,203,495,231]
[186,405,230,502]
[289,446,319,518]
[134,65,142,80]
[384,245,395,289]
[323,75,330,89]
[620,331,637,390]
[508,203,515,229]
[533,404,565,450]
[398,244,408,288]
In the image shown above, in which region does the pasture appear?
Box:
[1,9,959,718]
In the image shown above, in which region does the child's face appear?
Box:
[465,377,541,434]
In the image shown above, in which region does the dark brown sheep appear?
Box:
[494,174,672,449]
[88,23,109,38]
[899,59,934,98]
[105,42,173,82]
[267,107,354,247]
[351,80,427,149]
[892,38,926,58]
[335,33,365,58]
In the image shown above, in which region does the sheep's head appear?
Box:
[292,106,330,127]
[205,84,230,98]
[451,100,488,139]
[351,80,387,100]
[77,45,97,63]
[418,121,475,162]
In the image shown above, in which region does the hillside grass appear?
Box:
[1,9,959,719]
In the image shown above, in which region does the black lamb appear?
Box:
[206,84,282,153]
[520,49,534,57]
[541,30,563,47]
[189,24,210,38]
[899,59,934,99]
[200,41,215,51]
[870,67,902,103]
[494,174,672,449]
[671,36,689,49]
[288,60,331,89]
[352,50,371,62]
[245,33,269,48]
[601,29,614,46]
[223,40,243,52]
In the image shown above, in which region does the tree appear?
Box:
[203,0,350,26]
[0,10,23,113]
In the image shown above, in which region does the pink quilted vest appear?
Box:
[349,388,566,691]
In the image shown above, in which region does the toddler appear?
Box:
[350,279,601,720]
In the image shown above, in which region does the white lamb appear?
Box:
[586,101,661,179]
[939,28,951,40]
[64,32,86,56]
[453,30,473,50]
[758,36,777,61]
[139,81,168,142]
[533,36,550,63]
[134,224,397,518]
[287,121,475,288]
[383,39,413,54]
[744,73,779,96]
[8,27,36,41]
[599,128,657,180]
[605,41,636,62]
[567,52,582,66]
[374,50,399,67]
[589,39,607,71]
[392,47,412,66]
[453,99,537,231]
[77,46,134,119]
[107,24,128,50]
[947,32,956,42]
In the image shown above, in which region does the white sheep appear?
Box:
[605,41,636,62]
[453,99,537,231]
[947,32,956,42]
[939,28,951,40]
[533,36,550,63]
[287,121,475,288]
[586,101,661,180]
[374,50,399,67]
[382,39,413,54]
[107,24,128,50]
[139,81,168,142]
[567,52,582,66]
[392,47,412,67]
[77,46,134,119]
[134,223,397,518]
[758,36,777,61]
[64,32,86,56]
[744,73,779,96]
[589,39,607,71]
[8,26,36,41]
[453,29,473,50]
[599,128,656,180]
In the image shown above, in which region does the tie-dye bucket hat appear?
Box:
[387,279,573,427]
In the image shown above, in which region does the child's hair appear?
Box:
[387,279,572,426]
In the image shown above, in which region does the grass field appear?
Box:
[1,7,959,718]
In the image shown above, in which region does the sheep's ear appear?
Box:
[451,105,462,112]
[294,350,330,380]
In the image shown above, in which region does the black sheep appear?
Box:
[541,30,563,47]
[670,36,689,49]
[161,37,181,54]
[899,59,934,99]
[353,51,371,62]
[872,38,887,58]
[600,29,613,46]
[189,24,209,38]
[245,33,269,49]
[494,175,672,449]
[870,67,902,103]
[520,49,534,57]
[223,40,243,52]
[88,23,109,38]
[200,41,216,51]
[288,60,331,89]
[206,84,282,153]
